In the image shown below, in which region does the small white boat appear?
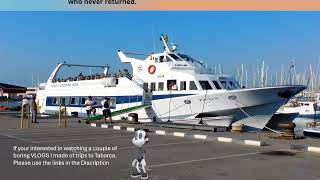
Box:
[283,92,320,119]
[303,122,320,138]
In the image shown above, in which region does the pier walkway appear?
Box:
[0,114,319,180]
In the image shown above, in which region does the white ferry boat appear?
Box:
[36,35,306,130]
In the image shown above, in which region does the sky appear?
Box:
[0,11,320,87]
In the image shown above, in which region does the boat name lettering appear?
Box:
[174,64,187,67]
[51,83,79,88]
[199,97,218,101]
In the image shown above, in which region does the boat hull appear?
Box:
[303,128,320,138]
[152,85,305,130]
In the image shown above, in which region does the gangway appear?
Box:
[79,104,151,124]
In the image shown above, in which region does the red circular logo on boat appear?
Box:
[148,65,156,74]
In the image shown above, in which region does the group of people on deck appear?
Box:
[52,69,131,83]
[85,96,113,124]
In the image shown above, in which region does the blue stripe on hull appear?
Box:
[303,129,320,138]
[45,94,194,107]
[46,96,143,107]
[152,94,194,100]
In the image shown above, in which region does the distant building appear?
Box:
[0,82,27,99]
[25,87,38,96]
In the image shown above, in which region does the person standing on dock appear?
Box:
[101,97,113,124]
[21,96,29,109]
[29,95,38,123]
[85,96,96,119]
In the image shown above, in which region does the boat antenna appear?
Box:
[219,64,222,75]
[152,26,156,53]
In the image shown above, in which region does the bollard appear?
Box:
[64,105,67,128]
[58,105,62,128]
[20,105,24,129]
[278,122,296,137]
[27,106,31,128]
[20,105,31,129]
[58,104,67,128]
[231,123,244,132]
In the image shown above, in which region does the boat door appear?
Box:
[142,82,152,105]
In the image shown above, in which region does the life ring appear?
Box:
[148,65,156,74]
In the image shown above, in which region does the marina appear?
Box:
[34,35,306,132]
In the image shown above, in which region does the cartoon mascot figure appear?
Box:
[131,129,149,179]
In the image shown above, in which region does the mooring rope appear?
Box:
[200,89,208,122]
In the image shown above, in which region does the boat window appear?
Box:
[199,81,213,90]
[158,82,164,91]
[80,97,86,105]
[212,81,221,89]
[228,81,236,89]
[178,53,204,65]
[178,54,193,62]
[164,55,172,62]
[167,80,178,90]
[60,97,69,105]
[92,97,104,104]
[52,97,60,105]
[180,81,186,90]
[304,103,309,106]
[150,82,156,91]
[70,97,78,105]
[189,81,198,90]
[61,98,65,105]
[168,54,182,61]
[159,56,164,63]
[143,83,148,92]
[234,81,241,89]
[220,81,228,89]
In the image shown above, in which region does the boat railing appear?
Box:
[52,73,112,83]
[51,68,132,84]
[306,121,320,128]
